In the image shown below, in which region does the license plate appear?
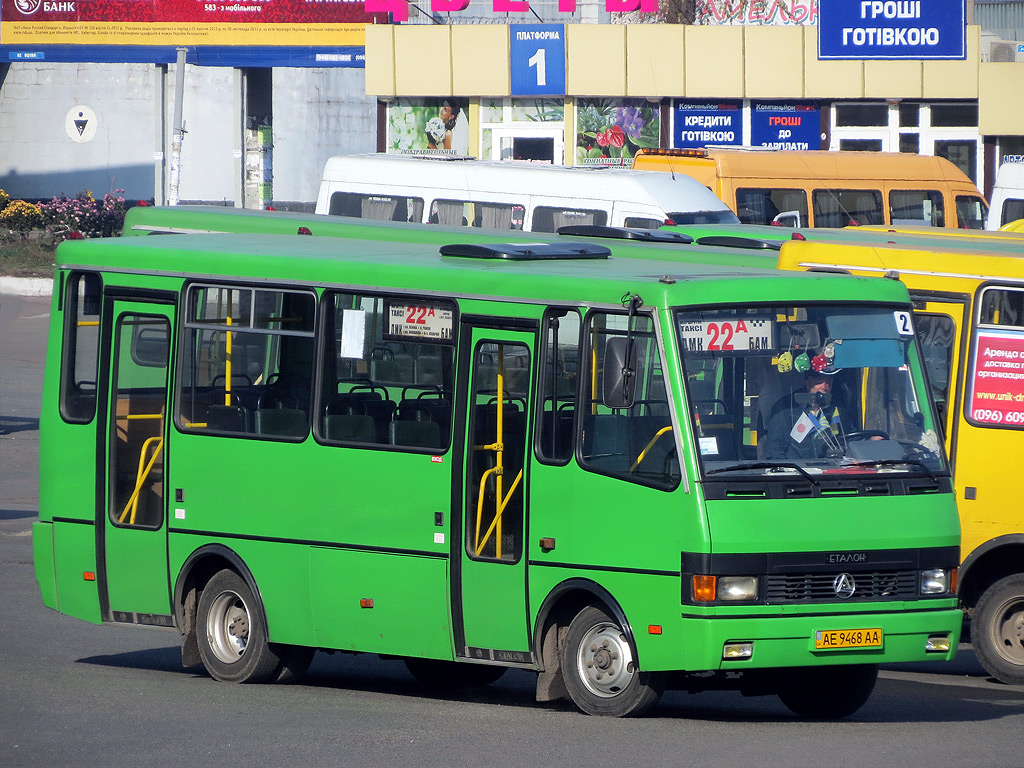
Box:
[814,628,883,650]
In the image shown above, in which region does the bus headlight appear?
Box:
[920,568,951,594]
[719,576,759,601]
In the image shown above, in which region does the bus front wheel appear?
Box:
[561,605,663,717]
[971,574,1024,685]
[197,569,282,683]
[777,664,878,719]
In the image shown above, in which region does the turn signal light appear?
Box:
[693,575,717,602]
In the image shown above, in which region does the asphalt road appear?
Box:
[3,292,1024,768]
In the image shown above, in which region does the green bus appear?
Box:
[34,232,961,718]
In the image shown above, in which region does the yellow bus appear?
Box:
[778,238,1024,685]
[633,148,988,230]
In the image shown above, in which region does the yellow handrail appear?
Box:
[630,425,673,472]
[474,468,523,558]
[118,435,164,525]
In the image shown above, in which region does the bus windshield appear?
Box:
[675,304,948,478]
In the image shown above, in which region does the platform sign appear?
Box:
[750,103,821,151]
[510,24,566,97]
[818,0,966,60]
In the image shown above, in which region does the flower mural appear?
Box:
[576,98,661,167]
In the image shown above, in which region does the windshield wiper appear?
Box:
[706,462,818,485]
[845,458,936,481]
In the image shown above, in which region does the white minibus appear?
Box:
[987,162,1024,230]
[314,153,739,232]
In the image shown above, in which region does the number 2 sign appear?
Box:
[510,24,566,97]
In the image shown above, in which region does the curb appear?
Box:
[0,277,53,296]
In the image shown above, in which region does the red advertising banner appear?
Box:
[1,0,379,46]
[968,328,1024,426]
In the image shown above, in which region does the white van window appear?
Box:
[430,199,471,226]
[532,207,607,233]
[1000,199,1024,227]
[329,192,424,223]
[812,189,883,227]
[955,195,987,230]
[475,202,526,230]
[889,190,945,227]
[623,216,663,229]
[736,188,808,226]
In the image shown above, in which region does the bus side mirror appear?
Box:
[603,336,637,409]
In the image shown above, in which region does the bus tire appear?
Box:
[777,664,877,719]
[560,605,663,717]
[196,569,281,684]
[971,574,1024,685]
[404,658,507,688]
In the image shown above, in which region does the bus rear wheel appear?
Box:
[197,569,282,683]
[777,664,878,719]
[561,605,663,717]
[971,574,1024,685]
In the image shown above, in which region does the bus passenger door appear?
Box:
[912,297,968,466]
[455,326,535,662]
[101,298,175,625]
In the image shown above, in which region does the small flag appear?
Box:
[791,411,817,443]
[830,408,842,435]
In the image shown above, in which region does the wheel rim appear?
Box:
[990,594,1024,666]
[206,589,251,665]
[575,621,636,698]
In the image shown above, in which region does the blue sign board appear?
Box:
[673,101,743,149]
[510,24,566,97]
[819,0,966,60]
[750,103,821,150]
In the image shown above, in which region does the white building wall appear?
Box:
[170,64,239,205]
[272,67,376,209]
[0,63,159,201]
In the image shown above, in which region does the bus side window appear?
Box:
[474,202,525,230]
[531,207,607,233]
[956,195,987,229]
[812,189,883,227]
[317,292,456,452]
[579,312,680,489]
[60,271,102,424]
[177,285,316,441]
[536,308,581,464]
[329,192,424,223]
[1001,198,1024,227]
[889,190,945,227]
[735,188,808,227]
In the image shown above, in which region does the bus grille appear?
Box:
[763,570,918,603]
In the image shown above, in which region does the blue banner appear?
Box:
[673,101,743,149]
[750,103,821,151]
[819,0,966,60]
[510,25,566,97]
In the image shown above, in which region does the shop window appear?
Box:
[835,104,887,127]
[931,104,978,128]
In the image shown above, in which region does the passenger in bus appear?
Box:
[764,370,843,461]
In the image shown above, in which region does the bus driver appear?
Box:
[764,370,842,460]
